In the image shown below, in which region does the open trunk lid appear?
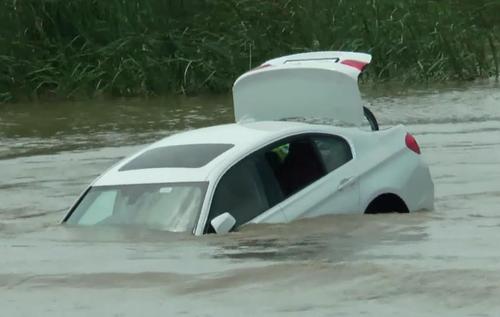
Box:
[233,51,371,126]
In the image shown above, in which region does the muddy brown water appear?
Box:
[1,82,500,316]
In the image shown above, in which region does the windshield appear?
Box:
[65,182,208,233]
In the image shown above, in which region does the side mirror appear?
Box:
[210,212,236,234]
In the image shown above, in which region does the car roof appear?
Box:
[153,121,308,147]
[92,121,363,187]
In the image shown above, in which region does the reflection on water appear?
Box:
[1,81,500,316]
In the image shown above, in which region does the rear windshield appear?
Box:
[120,143,234,170]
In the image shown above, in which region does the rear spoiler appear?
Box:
[259,51,372,79]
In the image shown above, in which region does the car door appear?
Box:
[257,133,361,222]
[204,132,360,233]
[204,153,286,233]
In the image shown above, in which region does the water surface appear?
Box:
[1,82,500,316]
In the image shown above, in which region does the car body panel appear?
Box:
[345,125,434,212]
[359,151,435,212]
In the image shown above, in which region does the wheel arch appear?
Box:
[364,192,409,214]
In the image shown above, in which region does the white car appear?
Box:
[63,51,434,235]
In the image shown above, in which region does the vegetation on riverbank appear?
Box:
[1,0,499,102]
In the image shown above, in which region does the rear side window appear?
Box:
[262,134,352,198]
[311,135,352,172]
[263,137,327,197]
[120,143,234,170]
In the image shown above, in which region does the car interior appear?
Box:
[270,139,326,196]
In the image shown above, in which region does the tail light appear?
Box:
[405,133,421,154]
[341,59,368,71]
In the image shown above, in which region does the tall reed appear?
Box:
[0,0,498,102]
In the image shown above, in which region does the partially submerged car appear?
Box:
[63,51,434,235]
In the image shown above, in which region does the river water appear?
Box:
[1,82,499,316]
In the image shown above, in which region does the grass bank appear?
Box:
[0,0,499,102]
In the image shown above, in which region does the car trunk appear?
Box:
[232,51,371,126]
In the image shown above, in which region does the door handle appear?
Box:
[337,177,355,191]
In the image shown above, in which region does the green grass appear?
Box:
[0,0,499,102]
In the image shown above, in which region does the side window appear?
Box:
[207,157,270,232]
[311,135,353,172]
[263,137,327,198]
